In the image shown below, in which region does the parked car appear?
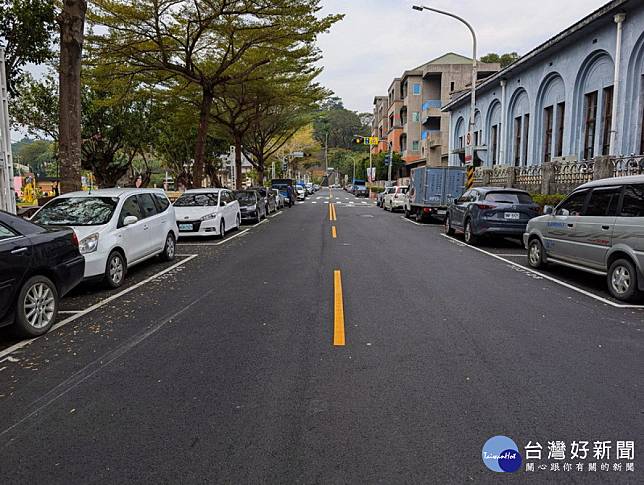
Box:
[251,187,277,214]
[313,184,320,191]
[445,187,540,245]
[0,211,85,336]
[354,185,369,198]
[275,185,294,207]
[377,187,396,207]
[383,186,408,211]
[295,185,307,201]
[305,182,314,195]
[524,175,644,302]
[234,190,267,223]
[31,189,178,289]
[173,189,240,238]
[272,189,285,209]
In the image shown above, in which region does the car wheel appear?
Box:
[236,213,241,229]
[607,258,640,302]
[105,250,126,289]
[445,214,455,236]
[464,219,477,245]
[14,276,58,337]
[527,238,545,269]
[160,232,176,261]
[219,220,225,239]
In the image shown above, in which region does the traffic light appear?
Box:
[353,137,364,145]
[384,155,391,166]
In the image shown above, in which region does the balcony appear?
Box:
[422,99,442,119]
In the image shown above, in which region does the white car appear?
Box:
[173,189,241,238]
[295,185,306,200]
[31,188,178,288]
[272,188,285,209]
[383,186,409,212]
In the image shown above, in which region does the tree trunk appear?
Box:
[257,158,265,185]
[58,0,86,194]
[193,88,213,189]
[234,137,243,190]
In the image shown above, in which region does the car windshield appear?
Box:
[484,192,533,204]
[235,192,256,204]
[174,193,219,207]
[32,196,118,226]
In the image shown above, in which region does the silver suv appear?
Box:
[524,175,644,302]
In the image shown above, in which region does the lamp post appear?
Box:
[412,5,477,165]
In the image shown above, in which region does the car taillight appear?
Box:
[71,232,79,247]
[475,203,495,210]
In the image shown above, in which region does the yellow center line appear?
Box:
[333,270,345,346]
[331,203,337,221]
[331,226,337,238]
[328,202,333,221]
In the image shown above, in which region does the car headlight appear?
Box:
[200,212,219,221]
[79,233,99,254]
[248,205,257,211]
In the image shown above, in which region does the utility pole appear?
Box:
[387,142,393,185]
[0,48,16,214]
[325,132,329,172]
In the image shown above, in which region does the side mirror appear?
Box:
[559,208,570,217]
[220,200,226,207]
[123,215,138,226]
[454,198,459,205]
[543,205,554,215]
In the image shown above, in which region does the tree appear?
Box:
[91,0,342,188]
[313,97,370,150]
[480,52,519,68]
[58,0,87,193]
[0,0,56,96]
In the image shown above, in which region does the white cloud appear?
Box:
[315,0,609,113]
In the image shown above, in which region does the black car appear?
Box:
[234,190,267,223]
[445,187,541,245]
[0,211,85,337]
[354,185,369,197]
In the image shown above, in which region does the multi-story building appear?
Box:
[444,0,644,168]
[372,53,500,174]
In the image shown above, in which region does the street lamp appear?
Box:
[412,5,477,165]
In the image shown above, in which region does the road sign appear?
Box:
[292,151,304,158]
[368,136,379,146]
[464,131,473,166]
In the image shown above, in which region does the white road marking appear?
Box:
[312,201,317,204]
[269,211,283,218]
[400,216,427,226]
[440,233,644,309]
[0,254,200,360]
[58,310,83,315]
[494,253,527,257]
[216,228,252,245]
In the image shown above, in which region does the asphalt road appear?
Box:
[0,188,642,484]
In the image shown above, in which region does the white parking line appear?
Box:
[400,216,427,226]
[493,253,527,257]
[269,211,282,218]
[440,234,644,309]
[58,310,83,315]
[0,254,200,361]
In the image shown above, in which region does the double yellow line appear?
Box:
[328,190,345,346]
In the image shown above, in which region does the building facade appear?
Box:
[444,0,644,169]
[372,53,499,173]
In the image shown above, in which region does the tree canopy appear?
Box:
[480,52,519,68]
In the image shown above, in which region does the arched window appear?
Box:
[534,73,565,164]
[623,32,644,155]
[452,116,465,164]
[506,88,530,166]
[485,100,501,165]
[572,51,615,159]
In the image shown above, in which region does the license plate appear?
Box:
[437,210,446,216]
[179,223,193,231]
[504,212,520,220]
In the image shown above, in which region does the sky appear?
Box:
[315,0,609,114]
